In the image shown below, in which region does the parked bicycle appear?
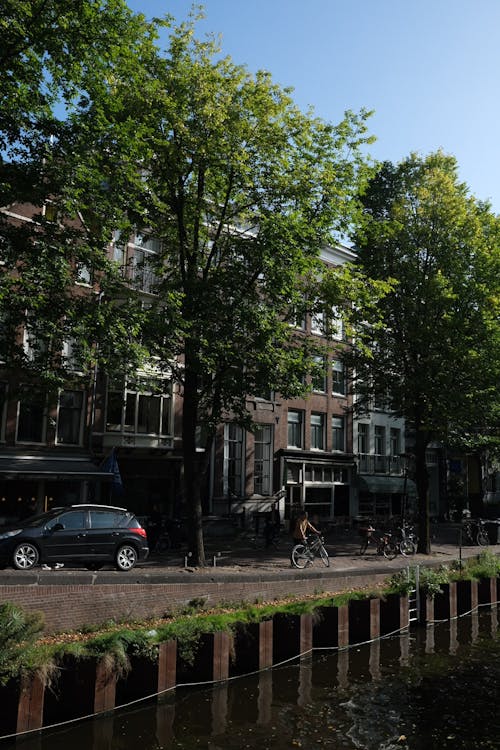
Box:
[461,518,489,547]
[291,533,329,569]
[358,525,398,560]
[393,521,418,556]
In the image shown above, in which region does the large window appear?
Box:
[17,389,45,443]
[106,379,171,436]
[254,424,273,495]
[311,413,325,450]
[332,416,345,452]
[287,410,304,449]
[56,390,84,445]
[224,423,244,495]
[332,360,346,395]
[311,356,326,393]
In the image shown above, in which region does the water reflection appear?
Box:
[4,609,500,750]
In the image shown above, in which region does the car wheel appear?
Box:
[115,544,138,571]
[12,543,39,570]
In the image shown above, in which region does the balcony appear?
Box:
[357,453,404,475]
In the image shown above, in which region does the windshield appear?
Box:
[21,510,65,528]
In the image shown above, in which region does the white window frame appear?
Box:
[332,360,346,396]
[310,412,325,451]
[287,409,304,449]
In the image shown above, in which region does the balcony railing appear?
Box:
[357,453,404,475]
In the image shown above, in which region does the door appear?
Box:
[42,509,88,561]
[86,509,125,559]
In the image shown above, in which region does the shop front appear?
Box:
[276,450,355,527]
[0,453,114,525]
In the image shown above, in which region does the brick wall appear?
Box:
[0,570,387,634]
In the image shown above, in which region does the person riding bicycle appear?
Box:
[292,510,320,546]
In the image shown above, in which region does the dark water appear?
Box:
[6,610,500,750]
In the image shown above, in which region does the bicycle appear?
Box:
[461,518,489,547]
[358,526,398,560]
[394,522,418,556]
[291,533,329,569]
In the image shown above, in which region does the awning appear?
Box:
[0,456,113,481]
[358,475,417,496]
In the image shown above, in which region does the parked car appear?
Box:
[0,504,149,571]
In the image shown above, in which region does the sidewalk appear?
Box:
[0,524,496,583]
[139,523,499,578]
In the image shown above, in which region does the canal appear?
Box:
[4,609,500,749]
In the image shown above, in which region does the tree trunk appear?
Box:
[415,431,431,554]
[182,355,206,567]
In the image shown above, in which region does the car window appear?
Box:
[125,515,141,529]
[47,511,86,531]
[89,511,120,529]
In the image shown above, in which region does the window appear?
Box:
[254,424,273,495]
[43,203,58,222]
[374,425,386,471]
[22,320,47,362]
[358,423,369,454]
[89,510,121,528]
[390,428,401,456]
[287,410,304,449]
[62,337,81,372]
[311,356,326,393]
[17,389,45,443]
[332,360,346,395]
[329,306,344,339]
[56,390,84,445]
[134,233,162,253]
[311,310,325,335]
[132,248,156,294]
[105,379,171,436]
[47,510,86,531]
[311,413,325,450]
[224,423,244,495]
[75,262,92,285]
[332,416,345,451]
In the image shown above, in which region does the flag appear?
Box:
[101,448,124,497]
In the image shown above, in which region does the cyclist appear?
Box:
[292,510,320,546]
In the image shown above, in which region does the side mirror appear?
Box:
[52,523,64,532]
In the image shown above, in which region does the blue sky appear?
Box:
[127,0,500,213]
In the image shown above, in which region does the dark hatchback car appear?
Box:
[0,504,149,571]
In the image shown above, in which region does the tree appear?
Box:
[0,1,160,392]
[2,6,380,565]
[83,18,374,565]
[349,151,500,553]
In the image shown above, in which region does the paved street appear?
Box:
[0,523,498,583]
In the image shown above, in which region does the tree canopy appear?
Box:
[1,6,378,564]
[350,151,500,551]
